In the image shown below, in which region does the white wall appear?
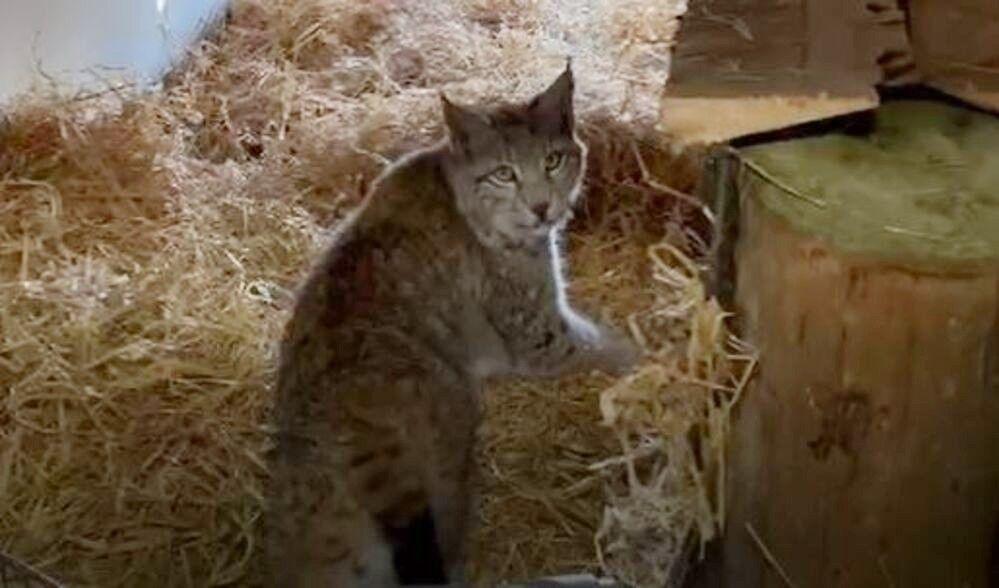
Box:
[0,0,228,104]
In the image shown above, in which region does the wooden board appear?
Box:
[908,0,999,113]
[659,0,912,145]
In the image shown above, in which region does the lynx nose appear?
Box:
[531,203,549,222]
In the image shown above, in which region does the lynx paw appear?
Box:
[590,333,641,377]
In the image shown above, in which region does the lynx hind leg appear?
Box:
[428,448,474,586]
[346,430,453,586]
[426,382,481,583]
[305,510,398,588]
[265,452,399,588]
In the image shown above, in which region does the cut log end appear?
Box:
[713,100,999,587]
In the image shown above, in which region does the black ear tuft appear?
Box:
[527,61,575,134]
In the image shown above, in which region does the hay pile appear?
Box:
[0,0,752,586]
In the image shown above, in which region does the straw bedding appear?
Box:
[0,1,753,586]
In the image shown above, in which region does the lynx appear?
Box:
[264,64,638,587]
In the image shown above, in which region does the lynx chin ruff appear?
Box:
[264,63,639,587]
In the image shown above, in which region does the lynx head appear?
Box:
[441,64,586,249]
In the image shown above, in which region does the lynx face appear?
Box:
[442,66,587,249]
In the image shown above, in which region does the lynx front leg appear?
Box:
[490,279,639,379]
[485,235,640,379]
[555,304,640,377]
[524,305,639,378]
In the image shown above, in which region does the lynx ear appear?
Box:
[527,60,574,134]
[441,93,492,150]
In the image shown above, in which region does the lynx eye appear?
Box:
[544,151,565,173]
[490,165,517,184]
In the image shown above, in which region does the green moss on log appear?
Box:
[741,101,999,268]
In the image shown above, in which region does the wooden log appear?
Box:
[709,100,999,587]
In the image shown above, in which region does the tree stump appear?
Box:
[709,100,999,587]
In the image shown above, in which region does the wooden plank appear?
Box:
[660,0,912,146]
[909,0,999,112]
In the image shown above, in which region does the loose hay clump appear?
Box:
[591,243,755,587]
[1,94,325,586]
[0,0,754,586]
